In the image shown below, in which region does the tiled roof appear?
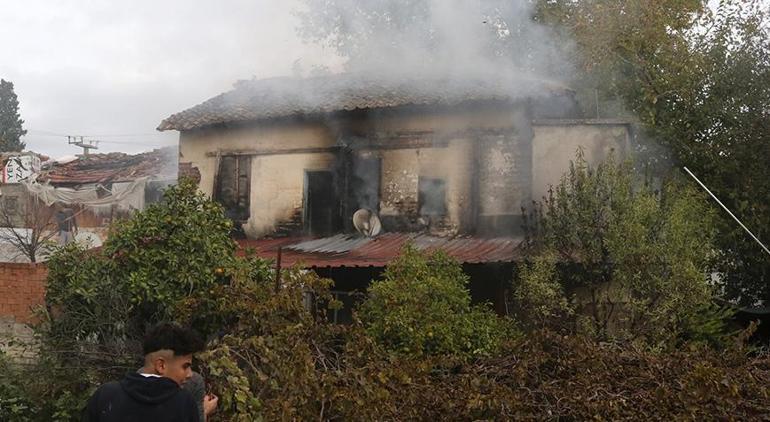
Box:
[38,148,177,185]
[158,72,572,131]
[237,232,523,268]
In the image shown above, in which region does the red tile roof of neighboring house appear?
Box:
[237,233,523,268]
[38,148,177,185]
[158,72,573,131]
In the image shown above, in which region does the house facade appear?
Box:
[161,74,631,239]
[160,73,632,317]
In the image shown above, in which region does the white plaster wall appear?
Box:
[531,124,631,201]
[245,152,336,237]
[179,121,336,197]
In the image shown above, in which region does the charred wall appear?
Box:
[177,104,631,239]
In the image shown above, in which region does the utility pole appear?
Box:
[67,136,99,156]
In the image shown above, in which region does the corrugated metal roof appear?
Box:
[288,234,373,254]
[158,72,572,131]
[237,232,523,268]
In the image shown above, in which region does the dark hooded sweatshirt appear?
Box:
[82,373,199,422]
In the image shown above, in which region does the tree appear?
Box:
[0,195,57,263]
[523,152,720,344]
[538,0,770,305]
[11,179,250,418]
[0,79,27,151]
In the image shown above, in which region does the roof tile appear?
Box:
[38,148,177,185]
[158,72,572,131]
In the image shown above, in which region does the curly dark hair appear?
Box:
[142,323,204,356]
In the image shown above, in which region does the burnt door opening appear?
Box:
[304,170,340,236]
[214,155,251,222]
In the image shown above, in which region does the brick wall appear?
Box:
[0,262,47,324]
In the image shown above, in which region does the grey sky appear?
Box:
[1,0,342,158]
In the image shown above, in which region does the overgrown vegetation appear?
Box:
[0,172,766,420]
[537,0,770,305]
[359,245,514,358]
[521,152,725,346]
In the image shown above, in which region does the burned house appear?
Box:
[159,73,631,317]
[26,148,178,229]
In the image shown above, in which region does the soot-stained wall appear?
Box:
[178,105,631,239]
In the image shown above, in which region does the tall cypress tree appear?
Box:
[0,79,27,151]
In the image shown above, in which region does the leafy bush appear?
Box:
[100,177,237,324]
[26,178,248,419]
[359,245,514,358]
[523,152,722,345]
[0,353,37,421]
[513,252,573,330]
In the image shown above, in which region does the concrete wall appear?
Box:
[180,121,337,196]
[180,121,337,237]
[353,105,531,235]
[531,120,632,201]
[247,152,337,237]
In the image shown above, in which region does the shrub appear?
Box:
[29,178,246,419]
[513,252,573,330]
[523,152,722,345]
[0,353,37,421]
[358,245,515,358]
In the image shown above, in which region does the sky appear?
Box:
[0,0,343,158]
[0,0,747,159]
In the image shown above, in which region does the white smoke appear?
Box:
[297,0,574,85]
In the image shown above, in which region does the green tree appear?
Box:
[359,245,514,358]
[539,0,770,305]
[0,79,27,151]
[524,152,719,344]
[30,179,243,418]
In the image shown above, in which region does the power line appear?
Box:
[27,129,170,138]
[26,129,176,147]
[684,166,770,258]
[99,140,176,147]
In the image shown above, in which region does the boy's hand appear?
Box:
[203,393,219,416]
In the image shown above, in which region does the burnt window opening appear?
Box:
[418,177,447,217]
[304,170,341,236]
[347,156,381,213]
[215,155,251,222]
